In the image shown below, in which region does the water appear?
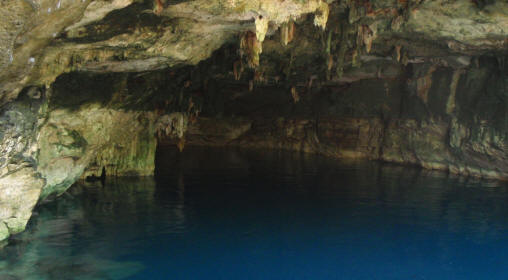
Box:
[2,146,508,280]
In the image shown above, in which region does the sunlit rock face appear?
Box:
[0,0,507,242]
[0,72,158,241]
[0,88,45,241]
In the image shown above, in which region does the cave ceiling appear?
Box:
[0,0,507,106]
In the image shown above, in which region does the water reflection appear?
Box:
[1,147,508,279]
[0,177,163,280]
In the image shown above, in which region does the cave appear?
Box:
[1,0,508,278]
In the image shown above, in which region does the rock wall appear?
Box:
[0,88,46,242]
[166,56,508,179]
[0,73,158,243]
[37,106,157,199]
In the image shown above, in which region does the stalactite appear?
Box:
[249,80,254,92]
[314,2,329,30]
[188,97,201,124]
[352,49,360,68]
[177,137,185,152]
[416,65,437,104]
[281,23,289,46]
[280,20,295,46]
[233,60,243,80]
[325,29,333,80]
[240,31,262,68]
[156,112,189,141]
[361,25,375,54]
[325,29,333,54]
[327,54,334,72]
[395,45,402,62]
[353,24,364,68]
[156,112,190,152]
[288,21,295,43]
[291,86,300,103]
[446,69,465,114]
[335,46,346,78]
[307,76,317,90]
[255,16,269,43]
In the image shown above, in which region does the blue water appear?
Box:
[2,146,508,279]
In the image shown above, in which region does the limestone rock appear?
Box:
[0,167,44,235]
[0,222,8,243]
[37,106,157,198]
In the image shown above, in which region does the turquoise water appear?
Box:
[2,146,508,279]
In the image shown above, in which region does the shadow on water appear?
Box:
[1,146,508,279]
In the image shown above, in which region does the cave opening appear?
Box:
[1,0,508,278]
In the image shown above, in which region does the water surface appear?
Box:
[2,146,508,279]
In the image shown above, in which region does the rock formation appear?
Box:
[0,0,507,242]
